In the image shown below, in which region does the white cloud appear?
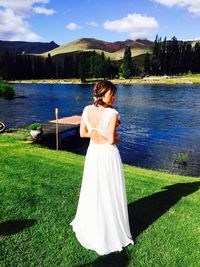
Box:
[0,8,41,41]
[65,22,82,30]
[0,0,55,41]
[86,21,99,27]
[33,6,55,15]
[153,0,200,16]
[0,0,50,16]
[103,13,159,39]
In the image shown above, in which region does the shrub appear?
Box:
[173,152,189,166]
[0,83,15,99]
[28,123,43,131]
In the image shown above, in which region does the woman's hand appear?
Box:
[114,133,120,143]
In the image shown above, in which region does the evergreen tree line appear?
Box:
[1,36,200,80]
[0,49,118,80]
[144,36,200,76]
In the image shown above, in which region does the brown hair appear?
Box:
[93,80,117,107]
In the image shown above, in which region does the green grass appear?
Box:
[183,73,200,78]
[1,134,200,267]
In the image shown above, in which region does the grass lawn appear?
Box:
[1,134,200,267]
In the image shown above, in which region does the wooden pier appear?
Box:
[42,115,81,136]
[40,115,82,147]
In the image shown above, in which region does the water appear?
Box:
[0,83,200,177]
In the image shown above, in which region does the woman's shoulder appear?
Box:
[107,107,118,115]
[82,105,92,112]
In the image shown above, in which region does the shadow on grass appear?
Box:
[78,181,200,267]
[129,181,200,239]
[0,219,36,236]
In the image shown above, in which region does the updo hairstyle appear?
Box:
[93,80,117,107]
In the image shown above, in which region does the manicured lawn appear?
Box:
[1,134,200,267]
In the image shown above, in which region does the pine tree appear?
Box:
[45,53,56,78]
[161,37,167,75]
[151,35,161,75]
[192,42,200,73]
[169,36,180,74]
[89,51,96,78]
[151,55,160,75]
[120,47,132,78]
[78,52,87,82]
[100,52,106,79]
[144,52,151,75]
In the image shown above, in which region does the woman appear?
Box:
[70,80,134,255]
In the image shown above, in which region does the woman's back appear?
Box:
[82,104,118,144]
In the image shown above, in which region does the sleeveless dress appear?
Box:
[70,105,134,255]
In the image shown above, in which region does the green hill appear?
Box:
[41,37,153,61]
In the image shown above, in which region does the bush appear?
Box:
[0,81,3,97]
[28,123,43,131]
[0,83,15,99]
[173,152,189,166]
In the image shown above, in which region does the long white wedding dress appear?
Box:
[70,105,134,255]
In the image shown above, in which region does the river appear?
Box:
[0,83,200,177]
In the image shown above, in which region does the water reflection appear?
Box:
[0,83,200,177]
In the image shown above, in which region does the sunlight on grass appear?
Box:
[1,134,200,267]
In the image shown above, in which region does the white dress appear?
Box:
[70,105,134,255]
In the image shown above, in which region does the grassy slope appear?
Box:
[41,47,151,61]
[1,134,200,267]
[39,38,153,61]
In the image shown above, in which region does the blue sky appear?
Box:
[0,0,200,45]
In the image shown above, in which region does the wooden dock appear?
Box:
[42,115,81,136]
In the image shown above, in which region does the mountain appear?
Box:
[0,40,59,55]
[41,38,154,60]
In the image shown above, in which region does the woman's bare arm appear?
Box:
[107,114,120,145]
[80,117,90,138]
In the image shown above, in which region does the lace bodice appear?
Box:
[82,105,118,138]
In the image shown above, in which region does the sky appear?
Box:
[0,0,200,45]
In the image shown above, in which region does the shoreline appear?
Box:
[1,130,199,178]
[7,76,200,85]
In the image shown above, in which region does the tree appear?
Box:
[151,55,160,75]
[78,52,87,82]
[144,53,151,75]
[45,53,55,78]
[93,52,105,78]
[120,47,132,78]
[161,37,167,75]
[192,42,200,73]
[169,36,180,74]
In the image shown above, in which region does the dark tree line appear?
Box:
[144,35,200,75]
[0,49,118,81]
[78,51,118,82]
[2,37,199,80]
[0,50,56,80]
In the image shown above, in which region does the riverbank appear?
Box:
[1,132,200,266]
[7,75,200,85]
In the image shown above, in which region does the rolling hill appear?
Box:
[41,38,154,61]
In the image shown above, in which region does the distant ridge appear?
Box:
[0,40,59,55]
[42,37,154,60]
